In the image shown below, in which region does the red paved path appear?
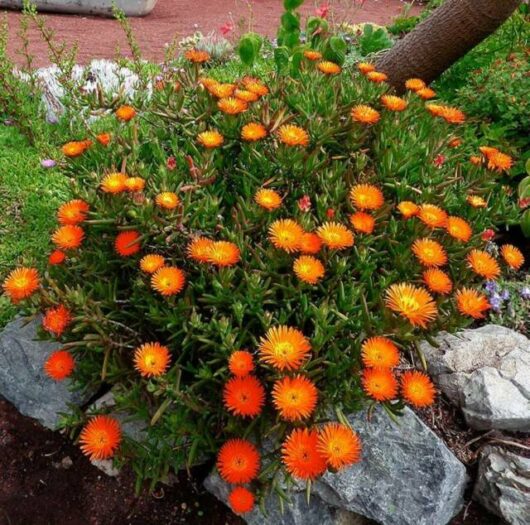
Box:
[3,0,420,67]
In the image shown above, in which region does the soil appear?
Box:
[3,0,421,68]
[0,396,243,525]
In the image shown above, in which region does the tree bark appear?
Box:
[376,0,521,91]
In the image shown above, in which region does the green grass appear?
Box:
[0,125,70,328]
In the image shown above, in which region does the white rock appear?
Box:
[420,325,530,431]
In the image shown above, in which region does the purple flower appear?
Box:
[41,159,56,169]
[500,289,510,301]
[484,280,498,294]
[520,286,530,300]
[489,293,503,312]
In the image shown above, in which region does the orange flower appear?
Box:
[361,336,400,369]
[317,61,341,75]
[381,95,408,111]
[228,350,254,377]
[416,87,436,100]
[425,104,444,117]
[397,201,419,218]
[500,244,525,270]
[427,104,465,124]
[366,71,388,83]
[277,125,310,147]
[187,237,214,263]
[155,192,180,210]
[351,105,380,125]
[57,199,90,225]
[49,250,66,265]
[101,172,128,194]
[96,133,111,146]
[412,238,447,267]
[293,256,325,285]
[350,184,384,211]
[405,78,426,91]
[241,77,269,97]
[466,195,487,208]
[272,375,318,421]
[42,304,71,337]
[317,423,362,470]
[126,177,145,194]
[224,375,265,418]
[255,188,282,210]
[317,222,354,250]
[282,428,327,480]
[400,370,436,408]
[486,150,513,173]
[446,216,472,242]
[418,204,448,228]
[299,232,322,254]
[139,254,165,274]
[479,146,499,158]
[241,122,267,142]
[52,224,85,250]
[362,367,398,402]
[198,130,224,148]
[385,283,437,328]
[44,350,75,381]
[448,138,462,148]
[217,439,260,484]
[114,230,141,257]
[184,49,210,63]
[115,105,136,122]
[470,155,482,166]
[209,83,237,98]
[134,342,171,377]
[349,212,375,234]
[2,267,40,303]
[199,76,218,89]
[467,250,501,280]
[304,50,322,61]
[234,89,259,102]
[228,487,255,515]
[455,288,490,318]
[128,177,145,192]
[357,62,375,74]
[79,415,122,461]
[423,268,453,295]
[218,97,248,115]
[269,219,304,253]
[207,241,241,267]
[62,140,90,158]
[151,266,186,296]
[258,325,311,371]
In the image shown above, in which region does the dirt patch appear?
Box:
[0,396,242,525]
[3,0,421,68]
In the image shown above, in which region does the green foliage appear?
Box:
[358,24,393,55]
[387,15,420,36]
[238,32,263,67]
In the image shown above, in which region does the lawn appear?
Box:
[0,124,70,327]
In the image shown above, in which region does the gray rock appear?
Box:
[204,471,372,525]
[0,317,90,429]
[473,446,530,525]
[313,407,467,525]
[420,325,530,431]
[205,406,467,525]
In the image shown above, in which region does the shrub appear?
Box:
[1,3,525,515]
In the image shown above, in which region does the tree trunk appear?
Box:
[376,0,521,91]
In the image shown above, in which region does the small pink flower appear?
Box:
[298,195,312,212]
[433,154,445,168]
[220,22,234,36]
[315,3,330,18]
[519,197,530,209]
[166,156,177,170]
[326,208,335,219]
[481,229,495,241]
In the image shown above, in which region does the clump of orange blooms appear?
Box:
[1,24,523,512]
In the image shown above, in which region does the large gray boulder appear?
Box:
[205,406,467,525]
[420,325,530,431]
[0,317,90,429]
[473,446,530,525]
[204,472,371,525]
